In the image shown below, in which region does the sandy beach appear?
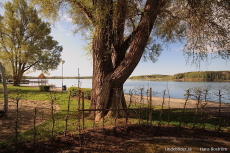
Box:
[124,94,230,116]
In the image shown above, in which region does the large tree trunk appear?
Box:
[13,70,24,86]
[90,0,165,121]
[13,76,21,86]
[92,78,127,121]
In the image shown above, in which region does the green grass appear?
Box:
[0,84,38,92]
[0,84,91,148]
[127,102,230,131]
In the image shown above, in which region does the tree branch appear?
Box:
[111,0,167,84]
[112,0,127,68]
[24,61,39,71]
[69,0,95,24]
[163,9,180,19]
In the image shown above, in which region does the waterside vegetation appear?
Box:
[129,71,230,81]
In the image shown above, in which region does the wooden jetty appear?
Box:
[7,80,48,84]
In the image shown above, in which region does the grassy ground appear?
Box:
[0,84,89,146]
[0,84,230,152]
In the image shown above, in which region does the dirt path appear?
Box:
[0,100,59,142]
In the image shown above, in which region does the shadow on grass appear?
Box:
[1,124,229,153]
[128,107,230,130]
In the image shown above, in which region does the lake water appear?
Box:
[28,79,230,103]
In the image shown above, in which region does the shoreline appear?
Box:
[129,78,230,82]
[124,94,230,117]
[22,86,230,109]
[124,94,230,109]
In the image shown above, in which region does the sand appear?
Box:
[124,94,230,116]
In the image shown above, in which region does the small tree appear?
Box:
[0,0,63,86]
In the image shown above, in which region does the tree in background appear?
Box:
[0,0,63,86]
[31,0,229,121]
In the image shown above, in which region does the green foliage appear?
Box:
[84,89,91,100]
[32,0,229,63]
[130,71,230,81]
[39,85,50,92]
[129,74,171,80]
[68,87,91,99]
[8,89,27,101]
[174,71,230,81]
[0,0,63,86]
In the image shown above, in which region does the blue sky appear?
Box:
[1,0,229,77]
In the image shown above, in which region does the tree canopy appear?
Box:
[0,0,63,86]
[31,0,229,62]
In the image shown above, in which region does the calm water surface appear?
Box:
[29,79,230,102]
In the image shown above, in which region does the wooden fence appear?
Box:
[0,87,230,149]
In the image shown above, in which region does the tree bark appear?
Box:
[94,83,127,121]
[90,0,166,121]
[0,62,8,114]
[13,76,20,86]
[13,70,24,86]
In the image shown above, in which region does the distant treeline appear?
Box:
[23,76,92,79]
[129,71,230,81]
[129,74,170,80]
[173,71,230,81]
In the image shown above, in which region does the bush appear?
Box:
[68,87,91,100]
[39,85,50,92]
[84,90,91,100]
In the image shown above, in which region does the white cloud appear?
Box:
[56,24,65,31]
[65,33,72,37]
[62,14,72,23]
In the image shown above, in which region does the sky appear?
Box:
[0,0,229,77]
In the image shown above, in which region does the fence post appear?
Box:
[77,90,81,134]
[192,88,202,129]
[51,100,55,138]
[149,88,152,126]
[15,99,19,145]
[82,92,85,131]
[179,89,190,128]
[33,107,37,145]
[158,90,166,127]
[64,92,71,137]
[138,103,141,125]
[218,90,222,131]
[146,89,149,125]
